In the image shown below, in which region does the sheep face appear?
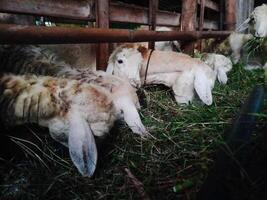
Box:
[251,4,267,38]
[202,53,233,84]
[108,48,143,87]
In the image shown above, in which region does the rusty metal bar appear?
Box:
[225,0,236,30]
[148,0,158,49]
[181,0,197,54]
[0,24,231,44]
[96,0,109,71]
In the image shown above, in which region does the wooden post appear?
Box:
[148,0,158,49]
[198,0,206,51]
[219,0,225,30]
[96,0,109,71]
[181,0,197,54]
[225,0,236,30]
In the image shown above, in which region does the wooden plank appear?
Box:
[198,0,206,51]
[197,0,219,11]
[203,20,219,30]
[110,2,180,26]
[181,0,197,54]
[225,0,236,30]
[219,0,224,30]
[96,0,109,71]
[0,0,180,26]
[0,0,92,20]
[148,0,158,49]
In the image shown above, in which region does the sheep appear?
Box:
[0,45,149,137]
[251,4,267,38]
[151,27,181,52]
[0,74,117,177]
[201,53,233,84]
[227,32,267,70]
[228,32,253,64]
[107,44,232,105]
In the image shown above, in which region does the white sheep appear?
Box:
[153,27,181,52]
[0,45,148,137]
[0,74,117,177]
[107,44,232,105]
[201,53,233,84]
[251,4,267,38]
[227,32,267,70]
[228,32,253,64]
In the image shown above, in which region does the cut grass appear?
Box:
[0,64,265,200]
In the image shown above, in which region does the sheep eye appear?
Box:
[250,16,255,23]
[118,59,123,64]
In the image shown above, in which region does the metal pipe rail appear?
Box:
[0,24,231,44]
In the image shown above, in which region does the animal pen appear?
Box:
[0,0,266,200]
[0,0,234,69]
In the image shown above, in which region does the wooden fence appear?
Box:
[0,0,236,70]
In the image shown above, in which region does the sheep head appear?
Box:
[202,53,233,84]
[251,4,267,38]
[66,70,150,137]
[107,45,144,88]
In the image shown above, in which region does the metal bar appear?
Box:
[96,0,109,71]
[148,0,158,49]
[181,0,197,54]
[0,24,231,44]
[225,0,236,30]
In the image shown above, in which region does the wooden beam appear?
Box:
[181,0,197,54]
[110,2,180,27]
[148,0,158,49]
[197,0,219,12]
[198,0,206,51]
[0,24,231,44]
[219,0,225,30]
[0,0,218,30]
[0,0,180,26]
[0,0,93,20]
[225,0,236,30]
[199,0,206,31]
[96,0,109,71]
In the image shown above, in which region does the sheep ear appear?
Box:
[68,111,97,177]
[106,62,114,74]
[194,69,213,105]
[217,68,228,84]
[114,96,149,137]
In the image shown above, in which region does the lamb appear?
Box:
[107,44,232,105]
[228,32,253,64]
[0,45,149,137]
[251,4,267,38]
[201,53,233,84]
[0,74,117,177]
